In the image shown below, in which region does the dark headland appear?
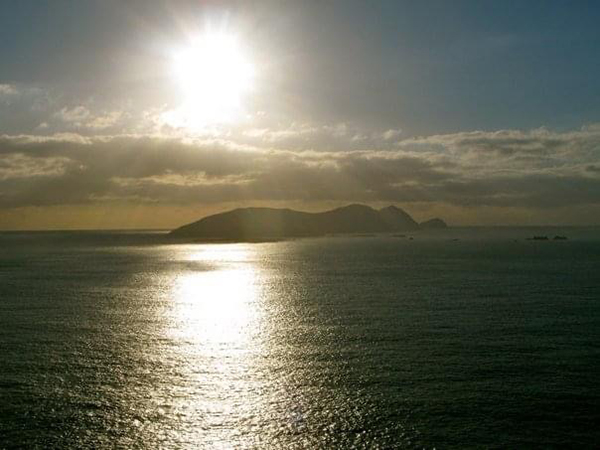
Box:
[170,204,447,241]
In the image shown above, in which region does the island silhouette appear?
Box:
[170,204,446,240]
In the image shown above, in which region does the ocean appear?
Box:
[1,228,599,448]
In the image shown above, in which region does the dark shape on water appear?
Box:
[526,235,569,241]
[170,204,446,240]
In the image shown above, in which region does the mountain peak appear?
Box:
[380,205,405,212]
[419,218,448,229]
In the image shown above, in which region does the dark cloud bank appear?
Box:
[1,125,599,226]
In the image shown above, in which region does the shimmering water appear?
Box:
[1,229,599,448]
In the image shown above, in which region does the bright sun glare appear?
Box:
[170,31,254,129]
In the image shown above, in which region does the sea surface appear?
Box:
[1,228,599,449]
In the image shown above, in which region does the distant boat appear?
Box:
[553,235,568,240]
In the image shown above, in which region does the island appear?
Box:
[170,204,447,241]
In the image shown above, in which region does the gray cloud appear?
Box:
[53,106,127,131]
[0,125,599,215]
[237,123,404,151]
[0,84,18,97]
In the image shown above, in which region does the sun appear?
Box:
[170,31,254,128]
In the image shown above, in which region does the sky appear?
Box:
[1,0,599,229]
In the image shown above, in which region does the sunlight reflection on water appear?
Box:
[165,244,268,447]
[173,264,259,345]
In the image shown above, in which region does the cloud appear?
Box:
[54,106,91,123]
[382,129,403,141]
[0,125,599,217]
[0,84,18,96]
[85,111,124,129]
[238,122,404,150]
[0,153,69,181]
[0,84,20,107]
[53,106,125,130]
